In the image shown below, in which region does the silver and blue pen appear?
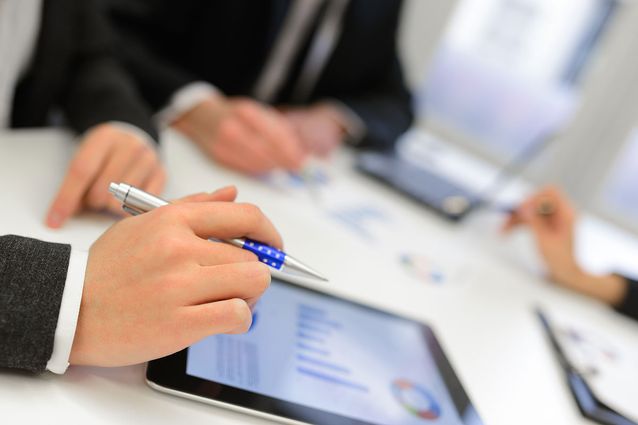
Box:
[108,182,328,281]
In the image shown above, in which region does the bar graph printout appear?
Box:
[187,280,465,424]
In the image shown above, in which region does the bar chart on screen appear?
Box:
[186,281,465,425]
[294,303,369,392]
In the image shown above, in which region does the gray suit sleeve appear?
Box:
[0,235,71,373]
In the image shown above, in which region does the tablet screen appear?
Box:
[186,280,469,425]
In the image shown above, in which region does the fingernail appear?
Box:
[46,211,64,228]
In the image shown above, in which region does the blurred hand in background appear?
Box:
[281,103,348,159]
[45,123,165,228]
[503,186,627,305]
[173,96,306,175]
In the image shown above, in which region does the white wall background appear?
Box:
[398,0,459,90]
[395,0,638,232]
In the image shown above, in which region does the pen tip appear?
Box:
[108,182,118,194]
[284,256,329,282]
[306,270,329,282]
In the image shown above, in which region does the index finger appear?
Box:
[46,138,113,228]
[173,186,238,204]
[175,202,283,249]
[501,212,524,234]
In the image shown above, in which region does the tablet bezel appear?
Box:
[146,280,483,425]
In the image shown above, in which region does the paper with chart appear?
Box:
[259,163,474,288]
[550,311,638,422]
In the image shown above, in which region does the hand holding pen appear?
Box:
[71,186,278,367]
[501,186,581,285]
[109,182,327,281]
[502,186,568,229]
[501,187,629,307]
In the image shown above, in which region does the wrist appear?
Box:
[560,269,627,306]
[107,121,157,150]
[582,273,627,306]
[548,259,585,289]
[172,96,229,146]
[157,82,220,126]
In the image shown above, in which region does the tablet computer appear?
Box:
[146,279,483,425]
[356,151,481,222]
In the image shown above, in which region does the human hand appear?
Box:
[172,96,306,174]
[69,188,281,367]
[46,124,165,228]
[502,187,628,304]
[282,103,347,158]
[502,186,583,286]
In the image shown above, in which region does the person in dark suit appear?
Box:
[503,187,638,321]
[2,0,165,228]
[1,187,279,373]
[103,0,414,174]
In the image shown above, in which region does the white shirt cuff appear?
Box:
[107,121,157,150]
[46,249,88,374]
[155,81,220,127]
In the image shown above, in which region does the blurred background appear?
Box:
[399,0,638,233]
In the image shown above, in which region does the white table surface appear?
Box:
[1,128,637,425]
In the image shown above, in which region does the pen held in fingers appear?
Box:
[109,182,328,282]
[497,199,556,218]
[536,199,556,216]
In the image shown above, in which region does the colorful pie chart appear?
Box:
[392,378,441,420]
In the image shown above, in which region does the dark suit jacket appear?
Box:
[103,0,413,150]
[10,0,157,140]
[616,277,638,321]
[0,235,71,373]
